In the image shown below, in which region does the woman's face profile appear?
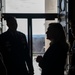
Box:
[46,27,54,40]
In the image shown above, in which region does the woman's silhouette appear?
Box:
[36,23,69,75]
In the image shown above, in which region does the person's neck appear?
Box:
[8,29,17,32]
[50,40,54,46]
[50,39,59,45]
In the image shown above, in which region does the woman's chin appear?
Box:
[46,37,49,39]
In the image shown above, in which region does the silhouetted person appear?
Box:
[36,23,69,75]
[0,15,34,75]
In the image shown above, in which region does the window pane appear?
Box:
[32,19,45,75]
[5,0,45,13]
[16,19,28,41]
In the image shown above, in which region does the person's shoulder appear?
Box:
[0,31,8,37]
[53,42,69,49]
[17,31,26,37]
[0,32,8,42]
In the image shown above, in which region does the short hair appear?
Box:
[3,15,16,22]
[3,15,17,27]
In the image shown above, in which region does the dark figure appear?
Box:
[0,16,34,75]
[36,23,69,75]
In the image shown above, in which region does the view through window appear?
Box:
[32,19,45,75]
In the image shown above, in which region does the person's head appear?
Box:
[4,15,18,31]
[46,23,66,43]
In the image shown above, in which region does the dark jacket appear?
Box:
[0,29,34,75]
[39,42,69,75]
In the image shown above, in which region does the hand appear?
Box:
[36,56,42,63]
